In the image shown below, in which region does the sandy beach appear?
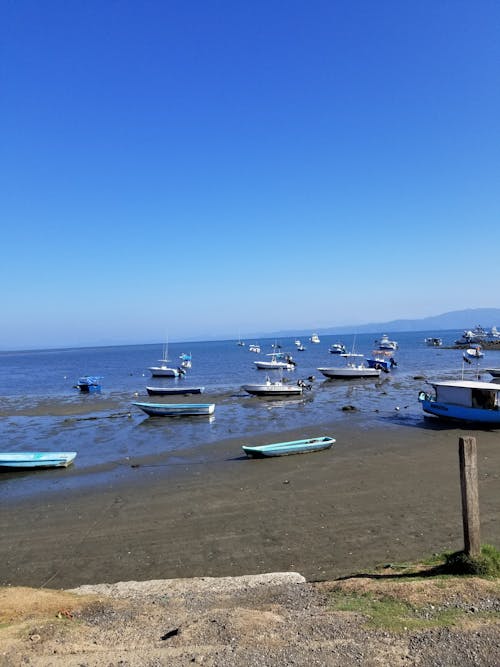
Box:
[1,417,499,590]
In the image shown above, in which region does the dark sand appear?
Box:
[1,418,499,589]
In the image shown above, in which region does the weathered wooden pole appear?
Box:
[459,436,481,557]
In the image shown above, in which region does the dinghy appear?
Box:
[0,452,77,470]
[146,386,205,396]
[242,436,335,458]
[133,402,215,417]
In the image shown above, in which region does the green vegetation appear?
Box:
[441,544,500,577]
[329,591,464,632]
[328,545,500,632]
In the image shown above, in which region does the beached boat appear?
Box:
[133,402,215,417]
[425,337,443,347]
[241,376,304,396]
[418,380,500,424]
[318,353,381,379]
[76,376,103,392]
[254,353,296,371]
[0,452,77,470]
[329,342,346,354]
[146,386,205,396]
[377,334,398,350]
[242,436,335,458]
[149,342,183,377]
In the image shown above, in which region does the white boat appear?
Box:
[0,452,77,469]
[465,346,484,359]
[425,337,443,347]
[377,334,398,350]
[249,344,261,353]
[254,353,296,371]
[418,380,500,424]
[149,342,182,377]
[329,342,346,354]
[310,333,320,343]
[318,353,381,379]
[241,376,304,396]
[133,402,215,417]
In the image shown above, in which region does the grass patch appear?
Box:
[441,544,500,577]
[329,590,485,632]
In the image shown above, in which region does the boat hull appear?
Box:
[254,361,295,370]
[149,367,180,377]
[485,369,500,378]
[318,367,381,379]
[242,436,335,458]
[0,452,77,469]
[146,386,204,396]
[242,384,302,396]
[420,399,500,424]
[133,402,215,416]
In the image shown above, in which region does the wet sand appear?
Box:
[1,418,499,589]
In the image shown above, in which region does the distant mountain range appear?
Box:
[264,308,500,338]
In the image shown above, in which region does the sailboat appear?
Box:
[148,340,183,377]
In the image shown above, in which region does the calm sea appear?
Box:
[1,330,495,501]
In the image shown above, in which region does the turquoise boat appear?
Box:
[133,402,215,417]
[242,436,335,458]
[0,452,77,469]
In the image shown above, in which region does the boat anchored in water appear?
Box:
[254,352,296,371]
[149,342,184,377]
[241,375,306,396]
[318,353,381,379]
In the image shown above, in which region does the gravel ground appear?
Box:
[1,572,499,666]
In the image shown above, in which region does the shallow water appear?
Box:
[1,331,497,501]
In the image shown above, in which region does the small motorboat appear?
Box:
[76,376,103,392]
[242,436,335,458]
[318,354,381,379]
[425,337,443,347]
[465,346,484,359]
[241,376,304,396]
[254,353,296,371]
[133,402,215,417]
[365,350,396,372]
[377,334,398,350]
[329,342,346,354]
[0,452,77,470]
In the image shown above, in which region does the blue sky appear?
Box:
[1,1,499,349]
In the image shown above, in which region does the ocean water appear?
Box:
[1,330,497,500]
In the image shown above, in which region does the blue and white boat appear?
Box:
[366,349,396,372]
[418,380,500,424]
[76,376,103,392]
[0,452,77,469]
[329,342,346,354]
[242,436,335,458]
[133,402,215,417]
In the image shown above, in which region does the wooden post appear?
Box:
[459,436,481,557]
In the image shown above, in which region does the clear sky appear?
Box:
[2,1,499,349]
